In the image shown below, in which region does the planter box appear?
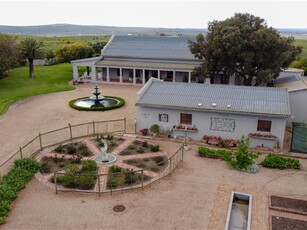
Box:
[225,192,252,230]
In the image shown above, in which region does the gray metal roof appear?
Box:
[103,35,196,61]
[136,79,290,117]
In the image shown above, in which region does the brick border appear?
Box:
[269,194,307,216]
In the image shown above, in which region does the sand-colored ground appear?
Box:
[1,82,307,229]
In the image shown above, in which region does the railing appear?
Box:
[54,144,184,195]
[0,119,126,175]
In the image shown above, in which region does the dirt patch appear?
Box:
[272,216,307,230]
[271,196,307,213]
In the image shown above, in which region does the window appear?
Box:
[117,69,120,76]
[257,120,272,132]
[159,114,168,122]
[180,113,192,125]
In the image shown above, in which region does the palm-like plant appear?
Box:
[20,38,43,78]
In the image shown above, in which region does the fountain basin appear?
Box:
[93,154,117,164]
[69,96,125,111]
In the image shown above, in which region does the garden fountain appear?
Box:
[93,139,117,164]
[70,85,124,110]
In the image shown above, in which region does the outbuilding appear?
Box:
[136,78,290,150]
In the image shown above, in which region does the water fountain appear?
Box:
[70,85,125,111]
[93,139,117,164]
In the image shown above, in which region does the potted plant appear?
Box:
[140,128,148,136]
[150,124,160,137]
[273,140,280,153]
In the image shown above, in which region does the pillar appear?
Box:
[173,70,176,82]
[73,64,78,80]
[106,67,110,82]
[158,70,160,80]
[119,68,123,83]
[133,69,136,85]
[91,65,97,81]
[142,69,145,84]
[188,71,191,83]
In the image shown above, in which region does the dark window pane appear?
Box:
[257,120,271,132]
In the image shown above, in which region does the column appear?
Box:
[188,71,191,83]
[133,69,136,85]
[119,68,123,83]
[158,70,160,80]
[91,65,97,81]
[142,69,145,84]
[106,67,110,82]
[73,64,78,80]
[173,70,176,82]
[229,74,235,85]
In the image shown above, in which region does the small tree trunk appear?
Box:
[29,58,34,78]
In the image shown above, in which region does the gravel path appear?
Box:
[1,82,307,229]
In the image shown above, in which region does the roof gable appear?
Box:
[136,79,290,117]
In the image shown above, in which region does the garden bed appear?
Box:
[123,155,168,173]
[119,140,159,156]
[271,196,307,214]
[271,216,307,230]
[106,165,151,189]
[52,142,93,157]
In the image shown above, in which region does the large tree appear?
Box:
[0,33,19,78]
[189,13,302,86]
[20,38,43,78]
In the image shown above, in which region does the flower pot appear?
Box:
[184,145,190,151]
[273,148,280,153]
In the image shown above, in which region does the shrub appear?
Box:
[109,165,123,173]
[198,146,232,161]
[81,160,97,172]
[110,141,116,147]
[150,124,160,133]
[142,141,148,148]
[262,154,300,169]
[0,157,40,225]
[67,146,76,155]
[150,145,160,152]
[106,135,113,140]
[40,162,51,174]
[54,145,64,153]
[80,148,91,157]
[153,156,165,165]
[128,144,136,150]
[137,147,145,153]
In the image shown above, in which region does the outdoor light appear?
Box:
[227,104,231,109]
[197,102,202,107]
[212,103,217,107]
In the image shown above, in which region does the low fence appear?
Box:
[0,119,126,175]
[54,144,184,195]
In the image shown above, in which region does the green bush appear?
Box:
[136,147,144,153]
[198,146,232,161]
[81,160,97,172]
[262,154,300,169]
[0,157,40,225]
[54,145,64,153]
[150,145,160,152]
[67,146,76,155]
[150,124,160,133]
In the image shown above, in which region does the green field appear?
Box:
[0,63,75,115]
[294,39,307,57]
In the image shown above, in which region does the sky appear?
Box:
[1,0,307,28]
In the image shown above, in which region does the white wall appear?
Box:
[136,106,287,149]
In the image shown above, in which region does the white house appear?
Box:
[136,78,290,150]
[71,35,203,85]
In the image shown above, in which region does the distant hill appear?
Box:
[0,24,206,36]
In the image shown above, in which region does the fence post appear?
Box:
[98,174,100,196]
[93,121,96,136]
[19,147,23,159]
[181,145,184,162]
[55,173,58,194]
[68,123,73,140]
[124,118,126,134]
[169,158,172,175]
[141,170,144,190]
[39,133,43,150]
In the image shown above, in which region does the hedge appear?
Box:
[69,96,125,111]
[261,154,300,169]
[198,146,233,162]
[0,157,40,225]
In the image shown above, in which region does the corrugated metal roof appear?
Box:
[136,79,290,117]
[276,75,307,92]
[103,36,196,61]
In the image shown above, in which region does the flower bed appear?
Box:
[124,155,168,173]
[202,135,236,148]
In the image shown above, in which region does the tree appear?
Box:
[54,44,94,63]
[20,38,44,78]
[290,57,307,75]
[0,33,19,78]
[189,13,302,86]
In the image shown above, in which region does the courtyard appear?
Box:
[0,83,307,229]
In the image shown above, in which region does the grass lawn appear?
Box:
[0,63,75,116]
[294,39,307,58]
